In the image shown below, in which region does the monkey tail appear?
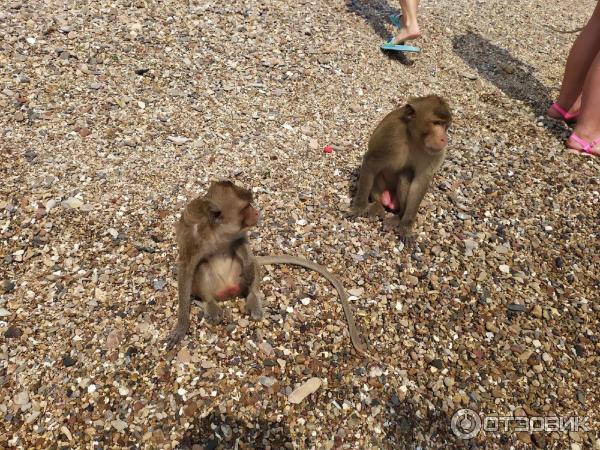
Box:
[256,255,369,353]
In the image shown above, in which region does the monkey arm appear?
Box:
[400,175,432,227]
[352,163,377,213]
[166,257,200,348]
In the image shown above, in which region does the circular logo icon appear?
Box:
[451,408,481,440]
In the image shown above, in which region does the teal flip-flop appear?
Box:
[380,13,421,53]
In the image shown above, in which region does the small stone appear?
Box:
[14,391,29,405]
[430,359,443,370]
[531,305,542,318]
[201,360,216,369]
[369,367,383,378]
[135,68,150,75]
[167,135,190,145]
[61,197,84,209]
[517,432,532,444]
[574,344,585,357]
[507,303,525,312]
[63,355,76,367]
[499,264,510,274]
[2,280,15,293]
[259,342,274,356]
[348,288,364,297]
[4,325,22,338]
[485,321,499,333]
[89,82,101,90]
[0,308,10,317]
[111,419,128,432]
[152,279,166,290]
[555,257,565,269]
[258,376,276,387]
[288,377,322,404]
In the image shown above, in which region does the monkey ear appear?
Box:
[206,202,222,224]
[402,103,416,122]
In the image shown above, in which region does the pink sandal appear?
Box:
[549,102,580,122]
[567,132,600,157]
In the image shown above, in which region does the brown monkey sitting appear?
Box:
[166,181,263,348]
[351,95,452,242]
[167,181,367,353]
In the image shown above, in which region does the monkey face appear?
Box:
[405,96,452,155]
[205,181,259,234]
[423,120,450,155]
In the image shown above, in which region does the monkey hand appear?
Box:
[165,325,188,350]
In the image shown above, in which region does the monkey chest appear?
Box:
[194,255,243,300]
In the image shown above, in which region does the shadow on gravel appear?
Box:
[383,398,466,448]
[178,410,292,449]
[345,0,415,66]
[452,32,566,140]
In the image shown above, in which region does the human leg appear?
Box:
[567,50,600,157]
[547,1,600,119]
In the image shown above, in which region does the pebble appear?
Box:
[369,367,383,378]
[167,135,190,145]
[499,264,510,274]
[61,197,84,209]
[348,288,364,297]
[111,419,128,432]
[507,303,525,312]
[258,376,277,387]
[4,325,22,338]
[0,308,10,317]
[485,321,499,333]
[259,342,274,356]
[531,305,542,318]
[14,391,29,405]
[288,378,322,404]
[62,355,76,367]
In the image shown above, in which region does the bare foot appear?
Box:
[392,25,421,45]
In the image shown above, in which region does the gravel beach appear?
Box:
[1,0,599,448]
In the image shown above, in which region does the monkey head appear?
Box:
[206,180,259,230]
[183,181,259,237]
[402,95,452,156]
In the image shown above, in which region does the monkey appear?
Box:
[165,180,368,354]
[351,95,452,242]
